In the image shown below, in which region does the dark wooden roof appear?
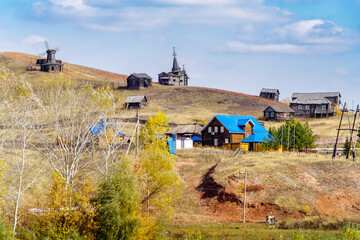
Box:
[261,88,280,94]
[292,92,341,99]
[128,73,152,79]
[265,105,295,113]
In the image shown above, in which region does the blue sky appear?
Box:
[1,0,360,106]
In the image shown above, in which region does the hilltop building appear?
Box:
[127,73,152,90]
[36,49,62,72]
[158,48,189,86]
[201,115,272,151]
[290,92,341,118]
[263,105,295,121]
[259,88,280,101]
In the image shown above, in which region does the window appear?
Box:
[220,126,224,133]
[214,139,218,146]
[265,112,269,117]
[224,138,229,143]
[208,126,212,133]
[214,126,218,133]
[322,105,326,110]
[305,105,310,110]
[298,105,303,110]
[270,112,274,117]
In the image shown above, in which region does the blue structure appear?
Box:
[91,119,125,136]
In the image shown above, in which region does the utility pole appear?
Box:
[136,110,140,157]
[281,125,283,151]
[243,168,247,224]
[293,125,295,152]
[287,126,290,151]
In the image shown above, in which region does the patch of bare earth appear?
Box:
[196,164,302,223]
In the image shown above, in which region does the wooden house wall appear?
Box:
[290,103,334,118]
[201,118,231,147]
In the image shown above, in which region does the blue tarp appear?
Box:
[168,139,176,154]
[192,136,202,141]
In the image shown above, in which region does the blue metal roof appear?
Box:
[241,133,273,143]
[91,119,125,136]
[214,115,268,134]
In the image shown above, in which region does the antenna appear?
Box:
[44,41,49,50]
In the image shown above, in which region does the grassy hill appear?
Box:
[0,52,128,86]
[0,52,285,124]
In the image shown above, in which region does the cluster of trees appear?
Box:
[0,71,182,239]
[263,118,317,151]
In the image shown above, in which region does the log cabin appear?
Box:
[201,115,272,151]
[263,105,295,121]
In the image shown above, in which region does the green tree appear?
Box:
[271,117,317,151]
[95,159,140,240]
[343,137,351,155]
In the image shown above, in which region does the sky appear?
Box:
[0,0,360,106]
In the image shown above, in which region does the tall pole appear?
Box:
[287,126,290,151]
[136,110,140,157]
[243,168,247,224]
[281,125,283,151]
[333,103,346,159]
[293,125,295,152]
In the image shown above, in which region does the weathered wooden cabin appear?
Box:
[36,49,62,72]
[290,92,341,118]
[127,73,152,90]
[259,88,280,101]
[158,48,189,86]
[167,123,203,138]
[124,95,148,109]
[201,115,272,151]
[263,105,295,121]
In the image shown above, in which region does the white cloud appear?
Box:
[275,19,345,44]
[225,41,349,54]
[149,0,263,5]
[22,35,47,44]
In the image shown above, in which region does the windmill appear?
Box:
[36,41,62,72]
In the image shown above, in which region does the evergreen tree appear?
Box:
[95,160,140,240]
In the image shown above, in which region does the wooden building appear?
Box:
[124,95,148,109]
[201,115,272,151]
[158,48,189,86]
[127,73,152,90]
[290,92,341,118]
[166,123,202,138]
[259,88,280,101]
[263,105,295,121]
[36,49,62,72]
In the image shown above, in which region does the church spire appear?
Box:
[172,47,180,72]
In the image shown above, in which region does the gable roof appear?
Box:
[201,115,268,134]
[128,73,152,79]
[261,88,280,94]
[125,95,147,103]
[291,98,331,105]
[292,92,341,100]
[264,105,295,113]
[167,123,203,135]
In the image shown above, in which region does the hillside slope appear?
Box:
[0,52,284,123]
[0,52,127,85]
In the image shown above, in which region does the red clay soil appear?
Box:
[196,164,302,223]
[202,87,286,107]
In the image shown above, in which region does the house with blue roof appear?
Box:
[200,115,272,151]
[90,119,125,147]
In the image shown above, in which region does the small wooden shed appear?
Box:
[263,105,295,121]
[124,95,148,109]
[259,88,280,101]
[127,73,152,90]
